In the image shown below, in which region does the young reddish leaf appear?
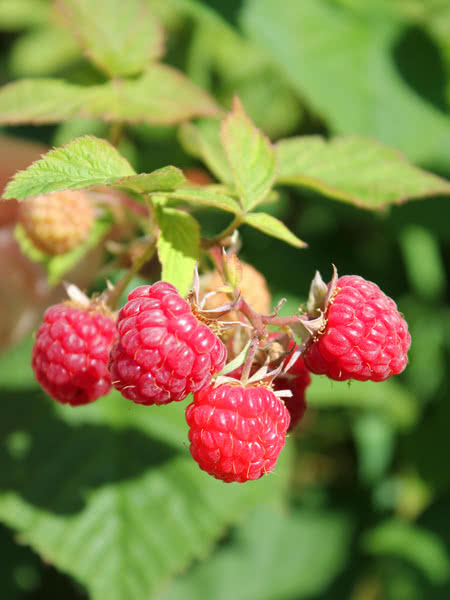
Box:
[221,97,277,211]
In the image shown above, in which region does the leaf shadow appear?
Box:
[0,389,181,515]
[392,24,449,115]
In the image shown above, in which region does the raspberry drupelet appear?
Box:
[32,303,117,406]
[186,383,290,483]
[109,282,227,405]
[303,275,411,382]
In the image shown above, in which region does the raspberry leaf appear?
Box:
[3,137,184,200]
[56,0,164,77]
[4,136,135,199]
[157,506,353,600]
[276,136,450,210]
[241,0,450,168]
[0,68,221,126]
[220,97,277,211]
[179,119,233,184]
[244,212,306,248]
[157,187,242,214]
[0,376,289,600]
[0,0,50,29]
[156,207,200,297]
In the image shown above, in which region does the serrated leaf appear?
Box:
[0,383,288,600]
[244,212,306,248]
[0,67,221,126]
[276,136,450,210]
[4,136,135,199]
[158,505,353,600]
[156,207,200,296]
[179,119,232,184]
[160,187,242,214]
[57,0,164,77]
[113,167,186,195]
[241,0,450,168]
[220,97,277,211]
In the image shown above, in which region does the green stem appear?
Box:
[202,215,242,248]
[109,121,124,148]
[104,241,156,310]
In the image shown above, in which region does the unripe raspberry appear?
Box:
[304,275,411,382]
[274,354,311,431]
[202,261,271,317]
[186,383,290,483]
[109,282,227,405]
[32,303,117,406]
[19,190,94,255]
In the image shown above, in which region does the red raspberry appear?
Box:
[32,303,116,406]
[186,383,290,483]
[109,282,227,405]
[274,353,311,432]
[303,275,411,382]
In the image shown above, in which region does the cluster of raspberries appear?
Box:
[32,276,410,483]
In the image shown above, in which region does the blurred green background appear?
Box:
[0,1,449,599]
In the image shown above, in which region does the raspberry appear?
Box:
[186,383,290,483]
[18,190,94,255]
[274,353,311,432]
[109,282,227,405]
[32,303,116,406]
[303,275,411,382]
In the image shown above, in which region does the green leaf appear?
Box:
[0,0,50,30]
[364,519,450,584]
[160,187,242,214]
[9,25,81,77]
[57,0,164,76]
[158,505,353,600]
[243,212,306,248]
[0,79,95,125]
[220,97,277,211]
[241,0,450,168]
[352,413,395,484]
[113,167,186,195]
[0,68,221,126]
[156,207,200,296]
[276,136,450,210]
[3,136,135,199]
[0,384,288,600]
[179,119,232,184]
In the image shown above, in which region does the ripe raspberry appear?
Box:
[186,383,290,483]
[274,353,311,432]
[32,303,116,406]
[18,190,94,255]
[109,282,227,405]
[303,275,411,382]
